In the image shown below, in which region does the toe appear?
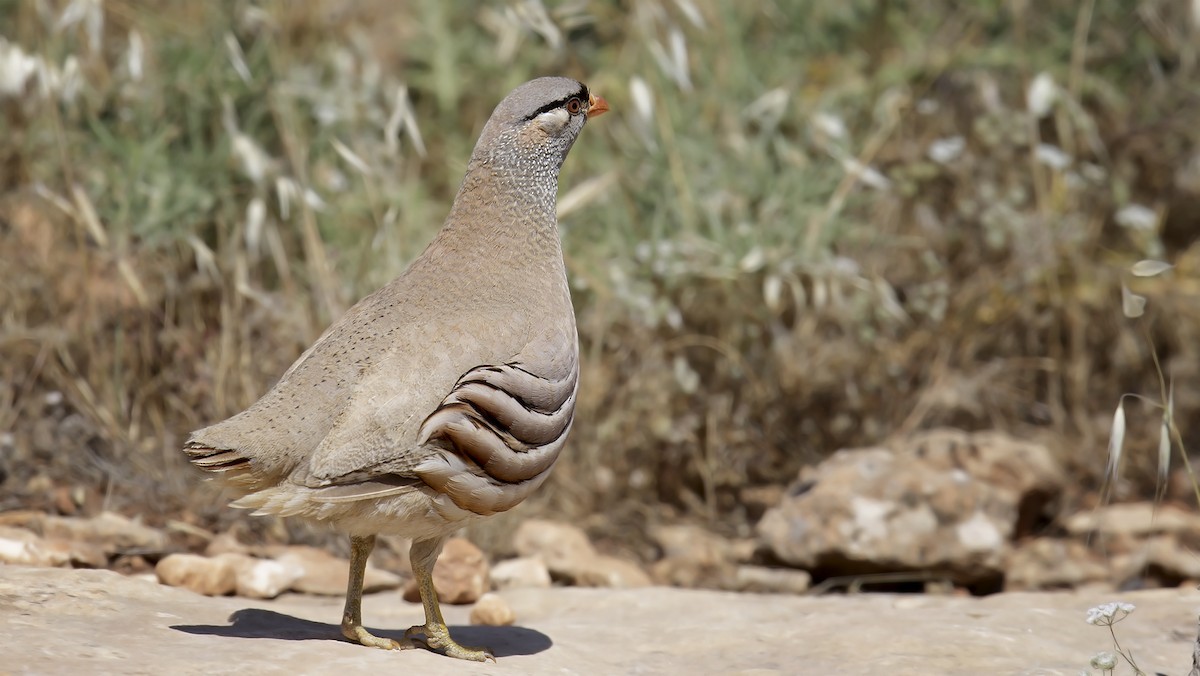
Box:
[442,643,493,662]
[342,624,411,651]
[404,623,492,661]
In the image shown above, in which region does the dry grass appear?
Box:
[0,0,1198,553]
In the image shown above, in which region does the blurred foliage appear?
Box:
[0,0,1197,549]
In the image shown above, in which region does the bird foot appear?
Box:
[405,623,494,662]
[341,622,415,651]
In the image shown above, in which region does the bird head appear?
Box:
[472,77,608,176]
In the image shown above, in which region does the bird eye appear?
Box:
[566,98,583,115]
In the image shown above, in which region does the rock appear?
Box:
[738,484,786,521]
[572,555,652,588]
[53,485,81,516]
[111,554,153,575]
[0,565,1191,675]
[0,526,68,567]
[650,524,755,589]
[231,555,303,600]
[1005,538,1111,591]
[0,525,106,568]
[651,524,751,568]
[912,429,1064,493]
[513,519,596,577]
[728,565,812,594]
[469,592,515,626]
[204,531,250,557]
[1108,535,1200,588]
[512,519,650,588]
[276,545,402,596]
[758,429,1065,590]
[40,511,169,556]
[900,429,1065,539]
[490,556,552,590]
[0,510,45,529]
[40,537,107,569]
[155,553,237,596]
[651,557,721,588]
[1064,503,1200,540]
[403,537,489,605]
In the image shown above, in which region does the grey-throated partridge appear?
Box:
[184,76,608,662]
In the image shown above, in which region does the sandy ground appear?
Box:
[0,565,1195,675]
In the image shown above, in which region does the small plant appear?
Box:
[1104,258,1191,508]
[1083,601,1142,676]
[1094,257,1195,675]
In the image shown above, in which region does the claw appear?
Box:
[341,623,413,651]
[405,623,492,662]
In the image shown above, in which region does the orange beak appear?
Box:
[587,93,609,118]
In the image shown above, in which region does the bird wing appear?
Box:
[299,305,578,514]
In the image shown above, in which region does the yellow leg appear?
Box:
[340,534,412,650]
[404,537,494,662]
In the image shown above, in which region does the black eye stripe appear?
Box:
[524,85,589,121]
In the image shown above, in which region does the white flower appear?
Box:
[841,157,891,191]
[57,56,81,104]
[1089,651,1117,670]
[1027,72,1058,118]
[812,112,847,141]
[1035,143,1071,171]
[0,38,39,98]
[57,0,104,53]
[1115,203,1157,231]
[743,88,789,130]
[303,187,327,212]
[928,136,965,164]
[1086,601,1135,626]
[231,133,275,184]
[125,31,145,82]
[629,76,655,129]
[739,247,765,272]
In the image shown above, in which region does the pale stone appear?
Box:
[572,555,652,589]
[1004,539,1111,591]
[512,519,650,588]
[41,511,169,555]
[0,526,68,567]
[204,531,250,557]
[649,524,755,589]
[231,555,303,600]
[469,592,515,626]
[651,524,753,566]
[729,565,811,594]
[275,545,402,596]
[1064,503,1200,539]
[758,429,1065,589]
[155,553,236,596]
[1116,535,1200,587]
[490,556,551,590]
[512,519,596,576]
[39,536,107,568]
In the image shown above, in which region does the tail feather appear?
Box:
[183,441,259,488]
[187,449,249,470]
[229,488,307,516]
[185,440,422,522]
[230,486,342,520]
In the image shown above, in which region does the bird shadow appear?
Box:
[172,608,552,658]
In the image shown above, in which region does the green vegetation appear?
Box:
[0,1,1196,548]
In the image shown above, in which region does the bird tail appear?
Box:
[183,440,259,490]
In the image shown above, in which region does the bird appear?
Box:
[184,76,608,662]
